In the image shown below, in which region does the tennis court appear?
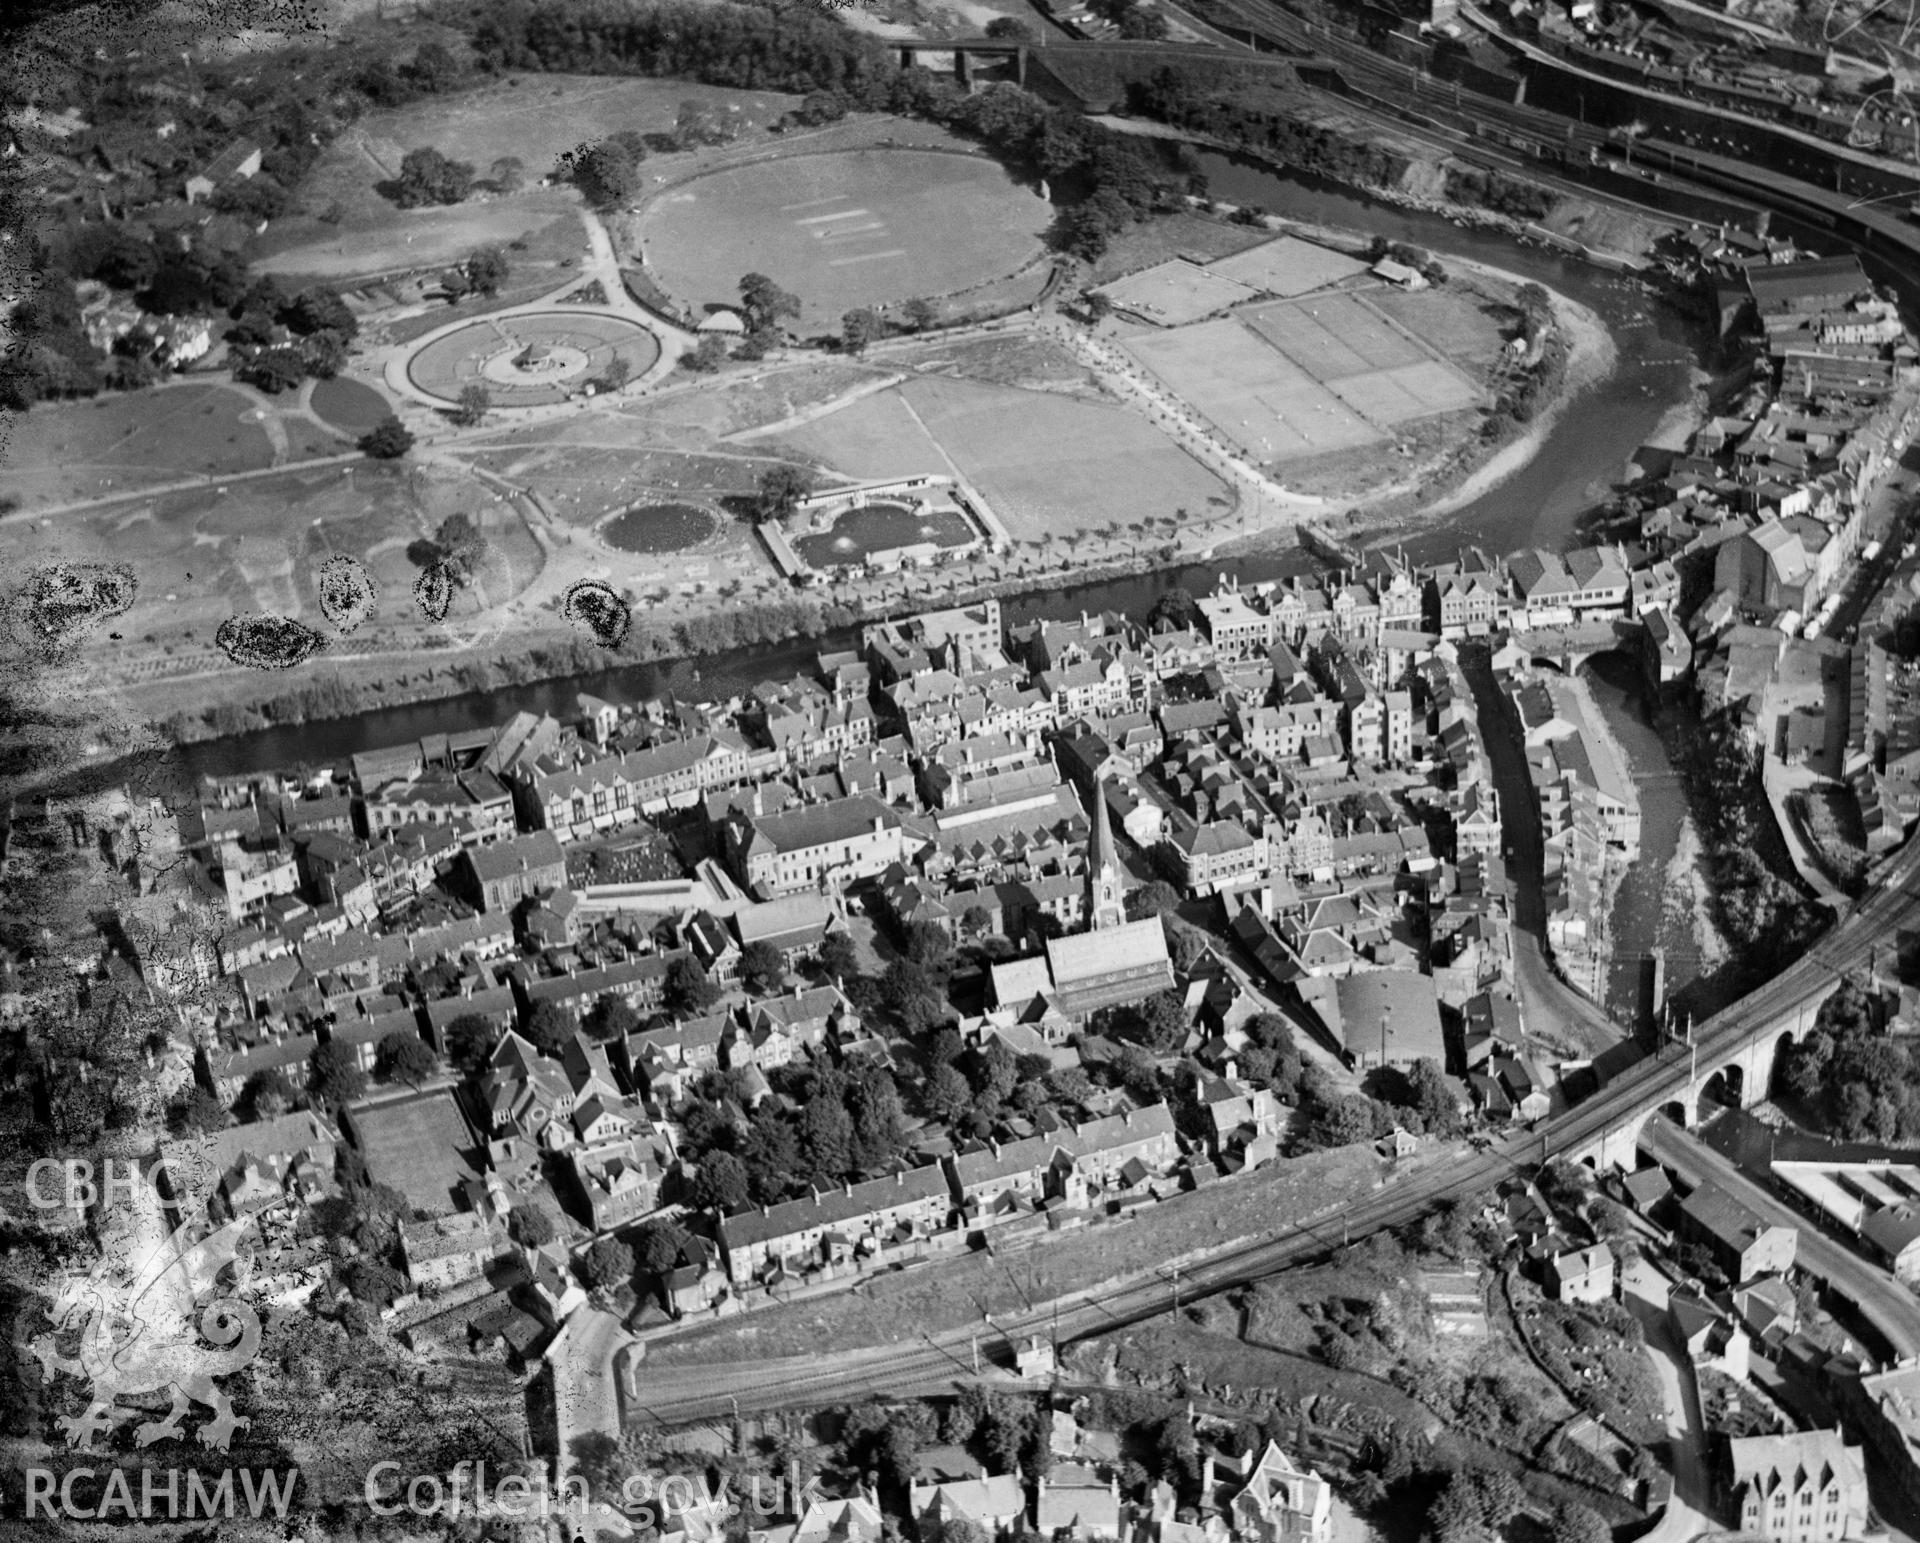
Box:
[1241,292,1430,380]
[1203,235,1370,297]
[1328,360,1481,423]
[1124,319,1380,461]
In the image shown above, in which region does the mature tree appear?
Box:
[925,1063,973,1124]
[638,1217,693,1275]
[742,1114,804,1203]
[985,14,1034,37]
[569,139,640,208]
[681,334,729,373]
[1123,990,1189,1053]
[1548,1500,1610,1543]
[739,273,801,335]
[818,930,860,982]
[1146,585,1198,631]
[572,1432,627,1504]
[359,417,416,459]
[284,287,358,340]
[903,296,939,332]
[377,1031,438,1086]
[487,155,527,192]
[905,920,955,973]
[309,1040,369,1106]
[470,247,514,295]
[429,511,489,584]
[444,1013,498,1077]
[797,89,849,124]
[961,904,996,939]
[392,147,475,208]
[674,99,735,149]
[450,383,490,428]
[667,956,723,1016]
[405,40,463,91]
[299,329,350,380]
[754,464,814,522]
[237,347,308,394]
[239,1066,298,1120]
[508,1203,558,1248]
[525,1000,578,1057]
[842,307,884,354]
[168,1086,228,1135]
[1304,1091,1378,1149]
[587,994,643,1041]
[1402,1057,1463,1136]
[691,1150,752,1213]
[801,1081,856,1182]
[581,1236,636,1293]
[1125,880,1181,920]
[740,940,787,997]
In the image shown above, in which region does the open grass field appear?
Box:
[259,74,801,281]
[1125,318,1380,461]
[256,189,586,283]
[407,311,662,405]
[7,382,279,505]
[1084,210,1273,285]
[1204,234,1371,297]
[635,148,1050,331]
[1366,283,1512,369]
[349,1090,483,1217]
[775,374,1229,541]
[1094,259,1258,326]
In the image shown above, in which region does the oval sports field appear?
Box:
[408,312,662,407]
[635,149,1051,331]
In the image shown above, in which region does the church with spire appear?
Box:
[988,782,1176,1021]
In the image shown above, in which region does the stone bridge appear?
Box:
[892,38,1027,88]
[1509,617,1643,674]
[1561,976,1842,1172]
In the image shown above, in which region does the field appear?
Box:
[774,374,1230,541]
[349,1090,483,1217]
[259,74,801,281]
[7,383,284,506]
[1366,284,1512,369]
[635,148,1051,330]
[1205,235,1371,297]
[1126,319,1379,460]
[406,311,662,405]
[1094,259,1258,326]
[1123,287,1485,466]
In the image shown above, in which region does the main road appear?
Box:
[628,840,1920,1424]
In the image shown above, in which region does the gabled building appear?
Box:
[1229,1442,1333,1543]
[1718,1429,1867,1543]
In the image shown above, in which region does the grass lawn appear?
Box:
[348,1088,485,1216]
[636,147,1050,331]
[776,373,1229,542]
[310,377,395,435]
[255,189,584,283]
[8,383,277,505]
[648,1141,1390,1367]
[1367,283,1514,371]
[459,437,777,524]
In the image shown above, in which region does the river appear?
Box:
[145,154,1704,789]
[1581,654,1703,1024]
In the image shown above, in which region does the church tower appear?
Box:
[1085,781,1127,932]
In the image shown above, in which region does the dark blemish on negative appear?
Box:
[317,555,377,634]
[562,580,632,648]
[215,614,330,670]
[10,563,138,657]
[414,562,456,623]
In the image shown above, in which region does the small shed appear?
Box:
[697,309,746,334]
[1371,257,1429,290]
